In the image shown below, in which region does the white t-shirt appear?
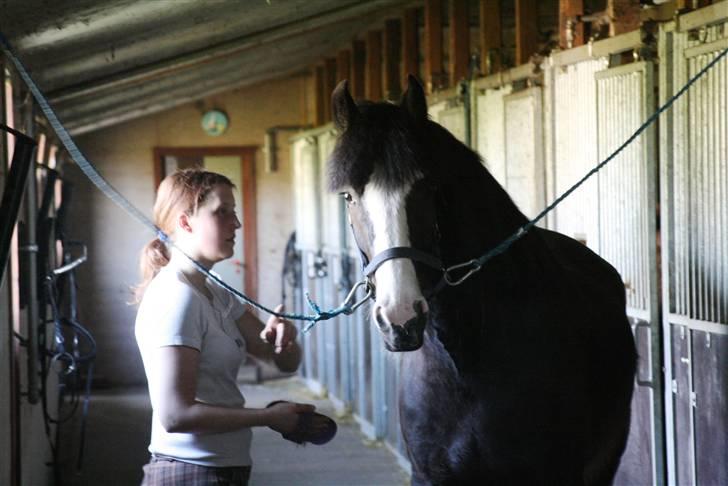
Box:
[135,257,252,467]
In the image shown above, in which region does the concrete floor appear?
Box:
[57,378,410,486]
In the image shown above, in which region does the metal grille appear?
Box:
[596,63,655,313]
[681,49,727,324]
[548,58,609,249]
[475,85,513,184]
[668,35,728,325]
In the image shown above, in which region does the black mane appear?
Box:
[329,101,430,194]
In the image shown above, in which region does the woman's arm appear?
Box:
[236,305,302,373]
[152,345,310,434]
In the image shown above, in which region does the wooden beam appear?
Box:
[515,0,539,65]
[402,8,419,85]
[450,0,470,85]
[351,39,366,100]
[323,57,337,123]
[607,0,642,36]
[424,0,445,92]
[675,0,689,10]
[479,0,502,75]
[313,65,325,126]
[559,0,584,49]
[366,30,383,100]
[336,50,351,84]
[384,19,403,100]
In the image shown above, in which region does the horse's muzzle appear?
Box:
[375,303,427,352]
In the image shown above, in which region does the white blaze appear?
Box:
[362,181,426,326]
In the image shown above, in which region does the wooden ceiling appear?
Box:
[0,0,416,134]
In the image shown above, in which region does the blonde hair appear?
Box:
[134,168,234,303]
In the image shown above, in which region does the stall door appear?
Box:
[659,12,728,485]
[595,61,663,486]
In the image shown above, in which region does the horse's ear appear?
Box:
[332,80,358,132]
[400,75,428,124]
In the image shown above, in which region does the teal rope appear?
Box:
[472,47,728,270]
[0,32,341,325]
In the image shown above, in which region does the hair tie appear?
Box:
[155,229,170,244]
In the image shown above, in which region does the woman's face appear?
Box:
[179,184,241,266]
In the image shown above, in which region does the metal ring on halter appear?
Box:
[443,259,482,286]
[50,351,77,375]
[342,278,374,314]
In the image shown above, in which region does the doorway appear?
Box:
[152,146,258,300]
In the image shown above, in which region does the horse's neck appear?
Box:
[429,143,542,372]
[436,156,529,265]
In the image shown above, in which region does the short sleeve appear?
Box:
[136,280,206,351]
[230,295,248,322]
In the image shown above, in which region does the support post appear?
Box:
[323,57,337,123]
[336,50,351,84]
[313,65,325,126]
[450,0,470,84]
[479,0,502,75]
[351,40,366,100]
[607,0,642,36]
[424,0,444,92]
[383,19,402,100]
[560,0,585,49]
[402,8,419,85]
[366,30,383,100]
[515,0,539,66]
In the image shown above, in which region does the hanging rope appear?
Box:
[0,32,343,324]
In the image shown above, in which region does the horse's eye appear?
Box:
[339,192,353,203]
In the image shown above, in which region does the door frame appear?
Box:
[152,146,258,300]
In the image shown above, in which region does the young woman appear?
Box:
[134,168,328,485]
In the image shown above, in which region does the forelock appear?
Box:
[328,102,426,194]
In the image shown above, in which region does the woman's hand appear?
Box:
[266,401,315,435]
[260,304,297,354]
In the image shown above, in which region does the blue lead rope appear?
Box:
[469,47,728,270]
[0,32,340,325]
[2,28,726,329]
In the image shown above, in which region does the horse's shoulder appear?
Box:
[533,228,624,297]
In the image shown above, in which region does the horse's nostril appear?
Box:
[413,299,429,316]
[374,306,391,331]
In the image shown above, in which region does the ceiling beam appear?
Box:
[66,66,309,136]
[46,0,411,103]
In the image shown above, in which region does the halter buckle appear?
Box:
[443,259,482,286]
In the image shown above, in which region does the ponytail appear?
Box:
[133,237,170,303]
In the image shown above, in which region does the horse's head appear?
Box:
[329,76,442,352]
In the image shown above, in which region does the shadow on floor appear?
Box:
[57,378,410,486]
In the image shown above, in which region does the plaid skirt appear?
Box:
[141,455,252,486]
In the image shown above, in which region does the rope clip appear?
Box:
[443,259,482,286]
[341,278,374,314]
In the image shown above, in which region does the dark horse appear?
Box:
[328,76,636,485]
